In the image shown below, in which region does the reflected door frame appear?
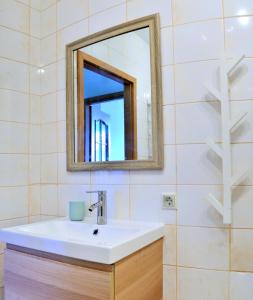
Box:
[94,119,109,162]
[77,51,137,162]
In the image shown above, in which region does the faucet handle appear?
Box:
[86,190,106,196]
[86,191,106,202]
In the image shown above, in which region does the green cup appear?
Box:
[69,201,85,221]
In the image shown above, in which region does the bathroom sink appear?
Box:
[0,219,164,264]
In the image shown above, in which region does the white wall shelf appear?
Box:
[204,54,249,225]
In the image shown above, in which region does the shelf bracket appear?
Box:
[204,83,222,101]
[206,138,223,158]
[231,169,249,187]
[207,193,223,216]
[230,112,248,132]
[227,54,246,77]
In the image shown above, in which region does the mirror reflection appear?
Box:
[73,27,152,163]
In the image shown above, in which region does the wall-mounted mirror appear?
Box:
[66,14,163,170]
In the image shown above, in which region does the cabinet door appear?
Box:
[114,239,163,300]
[4,249,114,300]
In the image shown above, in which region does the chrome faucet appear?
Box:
[86,191,107,225]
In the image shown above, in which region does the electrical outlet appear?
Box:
[162,193,176,210]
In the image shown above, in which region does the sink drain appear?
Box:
[93,229,99,235]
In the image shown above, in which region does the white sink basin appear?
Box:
[0,219,164,264]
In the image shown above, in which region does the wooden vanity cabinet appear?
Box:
[4,239,163,300]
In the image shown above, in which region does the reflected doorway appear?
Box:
[77,51,137,162]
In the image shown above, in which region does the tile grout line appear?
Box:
[125,0,132,222]
[55,0,60,218]
[221,1,232,298]
[170,1,179,299]
[27,2,32,224]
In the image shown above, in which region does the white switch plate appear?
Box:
[162,193,177,210]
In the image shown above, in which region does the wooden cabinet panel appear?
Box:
[4,239,163,300]
[4,249,114,300]
[114,239,163,300]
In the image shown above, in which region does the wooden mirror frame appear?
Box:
[66,14,163,171]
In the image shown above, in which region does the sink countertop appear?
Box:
[0,218,164,264]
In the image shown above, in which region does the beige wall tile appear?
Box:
[130,185,177,224]
[41,93,57,124]
[40,184,58,215]
[41,34,57,66]
[41,153,58,183]
[30,125,40,154]
[232,143,253,186]
[29,155,40,184]
[231,229,253,272]
[41,0,56,11]
[230,271,253,300]
[0,187,28,220]
[57,0,88,30]
[178,226,229,270]
[0,90,29,123]
[127,0,172,28]
[57,121,66,153]
[223,0,253,17]
[57,59,65,91]
[174,60,220,103]
[231,101,253,143]
[163,104,175,145]
[58,153,90,185]
[0,154,28,186]
[130,146,176,185]
[30,95,41,125]
[229,60,253,101]
[57,90,66,121]
[91,169,129,185]
[164,266,177,300]
[232,186,253,228]
[89,0,124,16]
[0,0,29,34]
[163,225,177,265]
[0,58,29,93]
[30,0,41,10]
[177,185,223,227]
[174,20,224,63]
[176,102,221,144]
[0,27,29,63]
[40,123,57,154]
[225,17,253,58]
[0,122,28,154]
[162,65,175,105]
[57,19,88,60]
[40,63,57,95]
[41,5,56,37]
[173,0,222,25]
[178,267,229,300]
[30,8,41,38]
[30,37,41,66]
[89,4,126,34]
[161,26,174,66]
[30,185,41,216]
[29,66,41,95]
[177,144,222,185]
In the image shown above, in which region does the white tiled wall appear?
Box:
[1,1,253,299]
[0,0,41,298]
